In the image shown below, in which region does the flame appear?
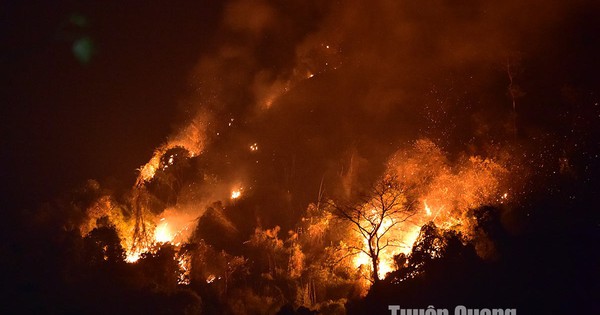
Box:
[137,154,161,185]
[154,220,174,243]
[206,274,216,283]
[120,209,196,266]
[135,113,209,186]
[84,137,510,288]
[177,252,192,285]
[351,208,416,279]
[350,139,510,280]
[119,114,210,276]
[117,214,194,285]
[424,200,432,216]
[125,252,141,263]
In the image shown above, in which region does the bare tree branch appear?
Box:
[330,174,418,283]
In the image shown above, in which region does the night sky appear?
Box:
[3,1,223,209]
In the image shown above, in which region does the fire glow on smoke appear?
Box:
[87,134,511,286]
[77,135,508,284]
[74,1,518,282]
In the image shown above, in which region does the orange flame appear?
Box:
[231,190,242,199]
[350,139,510,280]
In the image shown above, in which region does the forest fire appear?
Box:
[343,143,509,281]
[75,126,514,308]
[5,0,598,314]
[83,135,510,291]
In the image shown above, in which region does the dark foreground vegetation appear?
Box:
[2,173,597,315]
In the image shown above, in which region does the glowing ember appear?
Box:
[231,189,242,199]
[206,274,216,283]
[162,154,176,170]
[125,252,141,263]
[177,253,192,285]
[250,143,258,151]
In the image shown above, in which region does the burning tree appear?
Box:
[333,175,417,284]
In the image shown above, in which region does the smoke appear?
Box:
[79,0,596,262]
[177,0,563,196]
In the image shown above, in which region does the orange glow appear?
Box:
[424,200,432,216]
[231,189,242,199]
[349,139,510,280]
[134,113,209,186]
[125,252,141,263]
[115,209,196,265]
[154,220,174,243]
[177,252,192,285]
[206,274,216,283]
[137,154,161,185]
[83,137,511,288]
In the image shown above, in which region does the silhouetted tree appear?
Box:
[387,221,478,285]
[138,243,180,292]
[147,146,192,205]
[333,175,417,284]
[83,224,125,265]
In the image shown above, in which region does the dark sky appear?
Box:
[2,1,224,209]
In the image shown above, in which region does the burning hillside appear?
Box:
[3,0,599,314]
[77,138,512,288]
